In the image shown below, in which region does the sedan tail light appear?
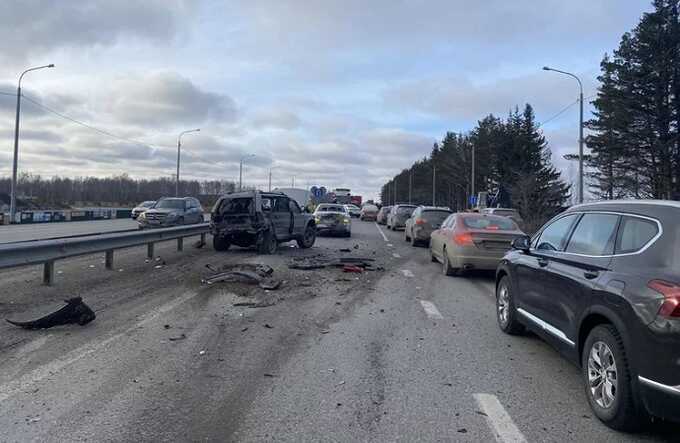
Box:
[415,218,426,225]
[648,279,680,318]
[453,232,474,246]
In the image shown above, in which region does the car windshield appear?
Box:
[316,205,346,213]
[463,215,517,231]
[422,210,451,223]
[155,199,185,209]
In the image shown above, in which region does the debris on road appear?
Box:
[199,350,206,356]
[6,297,96,329]
[202,263,277,288]
[339,248,351,252]
[343,264,363,273]
[264,323,274,329]
[193,239,206,249]
[288,256,376,271]
[169,333,187,341]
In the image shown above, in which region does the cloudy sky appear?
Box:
[0,1,652,200]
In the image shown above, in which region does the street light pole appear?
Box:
[238,154,256,192]
[176,128,200,196]
[9,64,55,223]
[409,170,412,204]
[471,145,475,209]
[432,165,436,206]
[543,66,584,204]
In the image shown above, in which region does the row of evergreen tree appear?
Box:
[0,173,237,207]
[380,105,570,233]
[587,0,680,199]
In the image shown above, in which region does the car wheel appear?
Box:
[296,224,316,248]
[411,234,419,247]
[442,248,458,276]
[582,325,646,431]
[257,229,278,255]
[404,230,410,242]
[212,235,230,251]
[496,276,524,335]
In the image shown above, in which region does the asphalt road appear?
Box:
[0,219,138,244]
[0,220,677,442]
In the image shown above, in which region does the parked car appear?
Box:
[360,204,379,221]
[210,190,316,254]
[481,207,524,229]
[495,200,680,430]
[314,204,351,237]
[131,200,156,219]
[386,204,417,230]
[404,206,452,246]
[376,206,392,225]
[344,204,361,218]
[430,212,525,275]
[137,197,203,229]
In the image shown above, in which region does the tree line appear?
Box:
[0,173,237,208]
[380,104,571,233]
[587,0,680,200]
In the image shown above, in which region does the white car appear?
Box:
[344,204,361,218]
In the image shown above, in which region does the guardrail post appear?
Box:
[177,237,184,252]
[105,250,114,270]
[147,243,155,259]
[43,260,55,285]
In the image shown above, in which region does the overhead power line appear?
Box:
[1,91,173,150]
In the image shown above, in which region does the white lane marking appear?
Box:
[374,222,388,242]
[474,393,528,443]
[401,269,414,278]
[387,243,393,247]
[419,300,444,319]
[392,253,401,258]
[0,291,199,403]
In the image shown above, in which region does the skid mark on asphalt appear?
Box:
[474,393,527,443]
[374,222,388,242]
[0,290,199,403]
[419,300,444,319]
[401,269,414,278]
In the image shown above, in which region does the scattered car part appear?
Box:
[6,297,96,329]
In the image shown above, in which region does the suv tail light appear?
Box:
[415,218,426,225]
[648,280,680,318]
[453,232,474,246]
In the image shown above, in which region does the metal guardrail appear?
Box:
[0,223,210,285]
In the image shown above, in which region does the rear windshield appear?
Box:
[491,209,517,217]
[218,198,252,214]
[317,205,346,213]
[422,210,452,223]
[463,215,517,231]
[155,199,185,209]
[397,206,416,215]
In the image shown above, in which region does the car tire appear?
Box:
[405,230,411,242]
[582,325,646,431]
[496,276,524,335]
[296,224,316,248]
[213,235,230,251]
[442,248,458,276]
[430,243,438,262]
[411,235,419,247]
[257,229,278,255]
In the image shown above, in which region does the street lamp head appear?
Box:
[542,66,551,71]
[47,64,55,68]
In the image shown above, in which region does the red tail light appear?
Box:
[648,280,680,318]
[415,218,426,225]
[453,232,474,246]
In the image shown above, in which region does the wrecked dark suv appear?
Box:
[210,190,316,254]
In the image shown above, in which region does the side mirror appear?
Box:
[511,235,531,252]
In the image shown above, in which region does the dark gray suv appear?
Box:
[496,200,680,430]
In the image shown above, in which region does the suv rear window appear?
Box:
[463,215,516,231]
[218,198,252,214]
[616,216,659,254]
[397,206,416,215]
